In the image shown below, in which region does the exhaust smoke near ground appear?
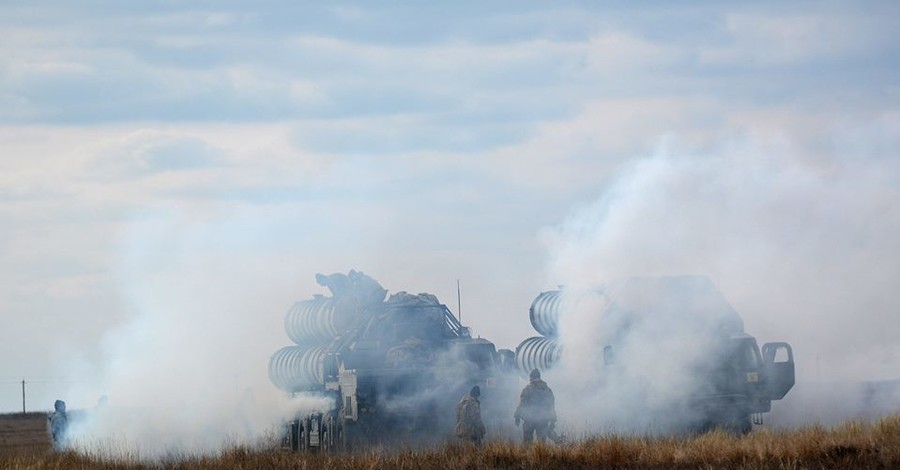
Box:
[546,277,745,435]
[56,211,337,460]
[57,121,900,455]
[541,126,900,430]
[51,119,900,456]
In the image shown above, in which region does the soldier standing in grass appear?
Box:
[455,385,486,445]
[48,399,68,449]
[515,369,557,444]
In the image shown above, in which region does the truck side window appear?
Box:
[772,346,789,363]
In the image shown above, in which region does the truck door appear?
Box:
[761,342,795,400]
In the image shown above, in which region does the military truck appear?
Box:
[515,275,794,434]
[268,271,514,451]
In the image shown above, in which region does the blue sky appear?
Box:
[1,2,899,413]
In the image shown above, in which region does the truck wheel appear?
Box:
[721,414,752,435]
[735,414,752,435]
[341,419,357,452]
[323,413,338,452]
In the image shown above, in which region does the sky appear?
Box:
[1,0,899,420]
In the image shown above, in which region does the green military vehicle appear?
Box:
[516,275,795,434]
[268,271,512,451]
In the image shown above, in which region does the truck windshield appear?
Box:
[735,341,761,370]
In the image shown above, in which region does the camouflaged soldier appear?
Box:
[514,369,556,444]
[48,400,69,449]
[455,385,486,444]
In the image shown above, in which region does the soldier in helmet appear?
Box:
[455,385,486,445]
[514,369,556,444]
[48,399,69,449]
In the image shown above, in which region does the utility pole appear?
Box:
[21,379,26,414]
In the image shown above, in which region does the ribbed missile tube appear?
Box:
[530,290,565,337]
[268,345,326,392]
[515,336,562,373]
[285,296,353,343]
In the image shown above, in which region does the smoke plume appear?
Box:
[57,209,335,460]
[541,122,900,431]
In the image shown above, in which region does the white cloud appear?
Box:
[474,96,725,191]
[583,32,679,73]
[700,11,893,67]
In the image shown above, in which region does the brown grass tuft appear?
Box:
[5,413,900,469]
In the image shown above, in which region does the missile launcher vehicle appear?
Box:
[268,271,514,451]
[515,275,794,434]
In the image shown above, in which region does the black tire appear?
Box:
[720,413,752,435]
[735,414,752,435]
[323,413,337,452]
[341,418,356,452]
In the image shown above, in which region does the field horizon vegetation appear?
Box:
[3,412,900,469]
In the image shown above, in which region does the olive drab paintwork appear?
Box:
[515,371,557,443]
[455,389,486,444]
[514,276,796,434]
[270,271,513,452]
[48,400,68,449]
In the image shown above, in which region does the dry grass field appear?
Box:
[3,412,900,469]
[0,413,49,459]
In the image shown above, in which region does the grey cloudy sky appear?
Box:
[1,1,899,413]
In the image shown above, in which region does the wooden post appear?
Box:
[21,379,26,414]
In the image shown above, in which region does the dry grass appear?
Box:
[3,414,900,469]
[0,413,49,458]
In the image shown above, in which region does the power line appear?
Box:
[0,378,86,414]
[0,378,81,384]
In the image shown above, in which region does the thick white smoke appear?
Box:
[56,209,336,460]
[541,120,900,432]
[53,115,900,452]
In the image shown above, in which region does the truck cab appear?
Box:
[693,335,795,433]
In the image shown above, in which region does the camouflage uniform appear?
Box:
[455,387,485,444]
[515,370,556,444]
[48,400,68,449]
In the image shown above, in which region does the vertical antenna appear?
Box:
[457,279,462,324]
[21,379,25,414]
